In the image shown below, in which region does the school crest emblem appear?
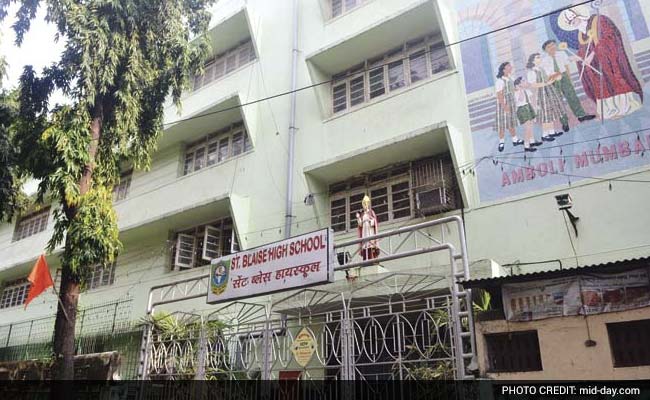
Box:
[211,259,230,296]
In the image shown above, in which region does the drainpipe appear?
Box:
[284,0,299,239]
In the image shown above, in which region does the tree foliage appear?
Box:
[0,35,28,221]
[0,0,214,274]
[0,0,215,380]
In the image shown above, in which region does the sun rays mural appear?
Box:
[456,0,650,203]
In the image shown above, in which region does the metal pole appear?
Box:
[111,301,119,333]
[262,303,272,379]
[25,320,34,359]
[195,316,207,380]
[284,0,300,238]
[5,323,12,348]
[137,290,156,381]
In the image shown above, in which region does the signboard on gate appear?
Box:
[207,228,334,304]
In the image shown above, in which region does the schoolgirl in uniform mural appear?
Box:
[494,62,524,152]
[526,53,568,143]
[513,77,542,152]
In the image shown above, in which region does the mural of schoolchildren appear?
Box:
[513,77,542,152]
[558,4,644,119]
[541,39,596,124]
[494,62,524,152]
[526,53,567,142]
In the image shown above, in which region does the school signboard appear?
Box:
[207,229,334,304]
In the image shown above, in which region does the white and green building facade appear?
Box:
[1,0,650,380]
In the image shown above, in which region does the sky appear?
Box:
[1,3,66,103]
[1,3,65,195]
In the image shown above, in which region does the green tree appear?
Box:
[0,0,215,380]
[0,32,28,222]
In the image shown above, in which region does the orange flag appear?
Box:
[25,254,54,309]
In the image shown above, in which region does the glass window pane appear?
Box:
[349,75,365,107]
[409,50,427,83]
[431,43,450,74]
[370,187,389,222]
[333,83,347,113]
[204,62,215,86]
[348,193,365,230]
[331,0,342,17]
[392,181,411,219]
[232,132,244,156]
[193,74,203,90]
[225,52,238,74]
[345,0,358,11]
[369,67,385,99]
[207,141,219,166]
[184,152,194,175]
[244,133,252,152]
[330,198,347,232]
[213,58,225,80]
[388,60,405,91]
[218,138,230,162]
[194,147,205,171]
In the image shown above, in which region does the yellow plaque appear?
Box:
[291,328,316,368]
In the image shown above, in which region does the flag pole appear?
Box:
[51,282,72,323]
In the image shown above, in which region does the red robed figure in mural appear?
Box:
[559,5,644,120]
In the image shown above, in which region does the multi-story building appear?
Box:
[1,0,649,380]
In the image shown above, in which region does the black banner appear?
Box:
[1,380,650,400]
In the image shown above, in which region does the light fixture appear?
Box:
[556,194,579,237]
[555,194,573,210]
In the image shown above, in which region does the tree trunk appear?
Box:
[51,102,104,385]
[51,267,80,381]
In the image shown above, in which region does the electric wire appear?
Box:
[158,0,596,128]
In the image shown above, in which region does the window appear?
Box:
[87,263,117,290]
[193,39,256,91]
[172,217,239,270]
[329,164,412,233]
[0,278,31,309]
[329,156,459,233]
[13,208,50,242]
[183,122,252,176]
[607,319,650,367]
[113,171,132,202]
[54,264,116,292]
[331,33,450,114]
[485,331,543,373]
[329,0,366,19]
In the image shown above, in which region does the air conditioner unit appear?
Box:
[416,187,452,216]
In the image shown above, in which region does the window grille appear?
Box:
[329,155,459,233]
[329,0,366,19]
[607,319,650,367]
[330,33,450,115]
[87,263,117,290]
[0,278,31,309]
[193,39,257,91]
[172,217,239,270]
[485,331,543,372]
[113,171,133,202]
[183,122,252,176]
[13,208,50,242]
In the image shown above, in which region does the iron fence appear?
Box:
[144,273,457,381]
[0,298,142,379]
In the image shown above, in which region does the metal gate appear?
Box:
[139,216,475,380]
[145,273,455,380]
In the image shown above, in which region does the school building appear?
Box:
[0,0,649,380]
